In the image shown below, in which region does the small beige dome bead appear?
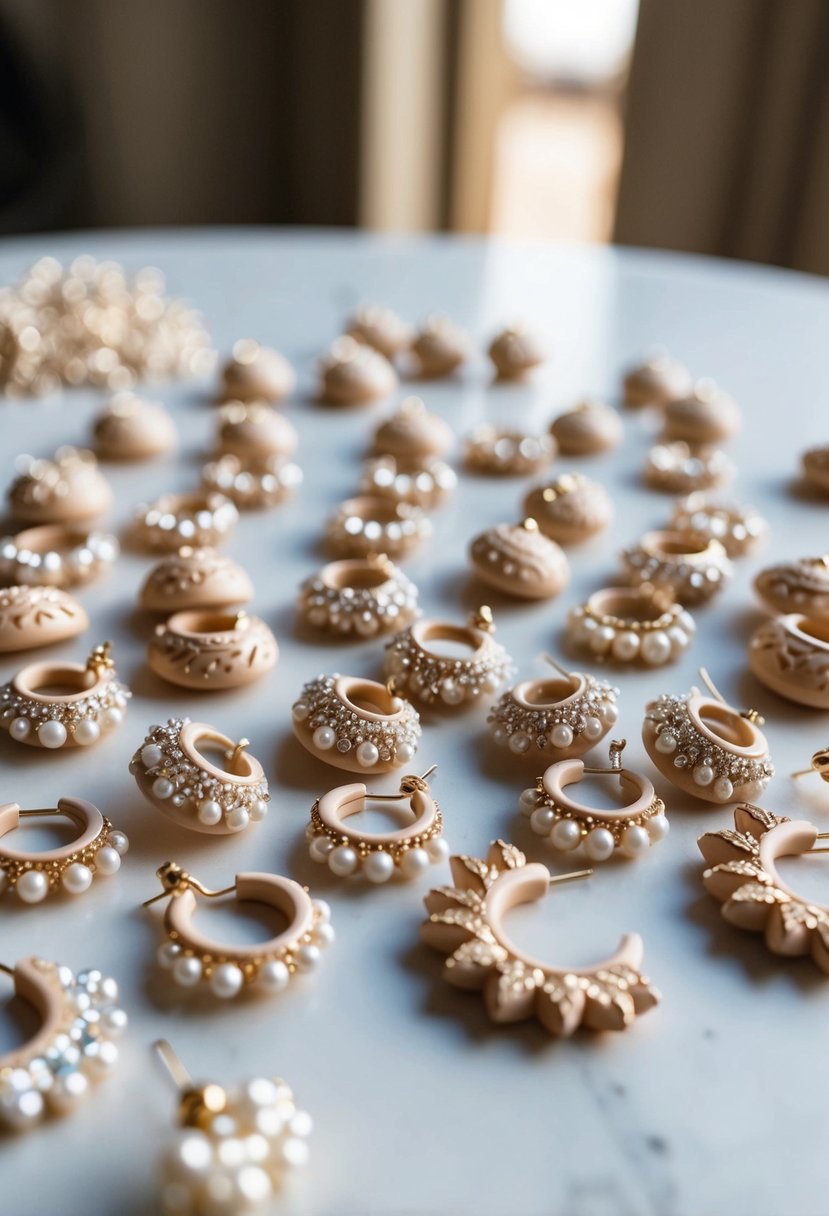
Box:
[664,379,741,444]
[219,338,295,403]
[622,353,692,408]
[488,326,546,379]
[411,315,469,378]
[139,546,254,611]
[372,397,453,460]
[468,519,569,600]
[92,393,177,461]
[523,473,612,544]
[7,447,113,524]
[346,305,413,358]
[550,400,622,456]
[216,401,298,460]
[318,336,397,405]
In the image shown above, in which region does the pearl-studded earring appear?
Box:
[0,798,128,902]
[154,1039,312,1215]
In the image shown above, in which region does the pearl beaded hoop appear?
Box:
[324,494,432,560]
[292,674,421,772]
[297,556,420,638]
[359,453,457,510]
[0,523,119,588]
[488,660,619,759]
[0,798,129,903]
[567,585,695,667]
[134,491,239,552]
[384,608,514,707]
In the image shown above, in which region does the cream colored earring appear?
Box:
[663,379,741,444]
[147,610,278,690]
[468,518,569,600]
[134,491,239,552]
[318,336,397,404]
[622,352,692,409]
[0,957,127,1131]
[487,324,546,379]
[464,425,555,477]
[643,441,735,494]
[292,674,421,771]
[144,863,333,999]
[567,584,695,666]
[7,447,112,523]
[345,303,413,357]
[371,396,453,461]
[754,555,829,622]
[218,338,296,403]
[215,401,298,460]
[421,840,659,1035]
[306,766,449,882]
[748,614,829,708]
[92,393,177,461]
[550,399,622,456]
[0,585,88,653]
[297,555,420,637]
[523,473,613,545]
[0,798,128,902]
[621,529,732,604]
[324,495,432,560]
[384,607,514,707]
[139,547,254,612]
[360,452,457,510]
[410,315,469,378]
[154,1039,311,1215]
[201,452,302,509]
[802,444,829,495]
[0,523,119,588]
[488,655,618,759]
[670,493,767,558]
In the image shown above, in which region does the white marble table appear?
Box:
[1,229,829,1216]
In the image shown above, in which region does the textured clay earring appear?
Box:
[144,863,333,999]
[0,957,127,1131]
[802,445,829,495]
[297,555,420,637]
[550,399,623,456]
[133,491,239,552]
[139,547,254,612]
[92,393,177,461]
[0,798,128,902]
[622,352,692,409]
[620,529,732,605]
[0,523,119,588]
[218,338,296,403]
[131,718,270,834]
[7,447,112,524]
[201,452,303,510]
[521,739,669,861]
[463,425,555,477]
[346,303,413,357]
[306,766,449,882]
[669,493,767,558]
[324,495,432,560]
[371,397,454,461]
[154,1039,311,1215]
[643,441,735,494]
[748,615,829,709]
[468,518,569,600]
[754,555,829,623]
[663,380,741,444]
[0,641,130,749]
[421,840,659,1035]
[487,325,546,379]
[0,585,88,653]
[292,674,421,772]
[148,610,278,690]
[215,401,298,461]
[384,606,514,707]
[318,337,397,405]
[523,473,613,545]
[360,452,457,510]
[410,315,469,378]
[643,668,774,803]
[698,804,829,974]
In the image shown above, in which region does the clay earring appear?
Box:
[0,586,88,653]
[292,674,421,771]
[318,337,397,405]
[622,352,692,409]
[0,798,128,902]
[468,518,570,600]
[154,1039,311,1215]
[92,393,177,461]
[384,607,514,707]
[346,303,413,358]
[371,397,454,461]
[139,547,254,612]
[567,584,695,666]
[487,324,546,379]
[621,529,732,604]
[307,766,449,882]
[748,614,829,709]
[133,491,239,552]
[148,609,278,690]
[0,523,119,588]
[643,441,735,494]
[297,555,420,637]
[521,739,669,861]
[523,473,613,545]
[643,669,774,803]
[0,957,126,1131]
[550,399,622,456]
[463,425,555,477]
[218,338,296,403]
[421,840,659,1035]
[663,379,741,444]
[143,863,333,999]
[7,447,112,524]
[754,555,829,622]
[669,493,767,558]
[410,315,469,378]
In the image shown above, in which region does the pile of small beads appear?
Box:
[292,674,421,767]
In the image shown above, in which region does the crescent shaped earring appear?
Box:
[0,957,127,1132]
[421,840,660,1035]
[0,798,129,903]
[143,863,334,1000]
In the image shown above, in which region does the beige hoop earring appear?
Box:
[359,453,457,510]
[463,425,555,477]
[384,607,514,707]
[297,555,420,637]
[0,957,127,1131]
[489,655,618,759]
[133,491,239,552]
[307,766,448,882]
[324,495,432,560]
[292,674,421,771]
[0,798,128,902]
[0,524,119,588]
[143,863,333,999]
[7,447,112,524]
[699,804,829,973]
[421,840,659,1035]
[748,614,829,709]
[621,529,732,604]
[754,555,829,622]
[0,641,130,749]
[0,585,88,652]
[131,718,269,834]
[147,609,278,690]
[139,546,254,612]
[521,739,669,861]
[643,441,735,494]
[567,584,695,666]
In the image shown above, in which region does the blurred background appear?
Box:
[0,0,827,274]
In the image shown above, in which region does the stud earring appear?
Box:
[148,609,278,690]
[0,957,126,1131]
[698,804,829,973]
[663,379,741,444]
[7,447,112,524]
[410,314,469,379]
[218,338,296,403]
[621,352,692,409]
[215,401,298,461]
[371,396,454,461]
[487,324,546,379]
[345,303,413,358]
[749,614,829,709]
[0,585,88,653]
[643,668,774,803]
[421,840,659,1035]
[468,518,569,601]
[154,1039,311,1215]
[143,863,333,999]
[384,607,514,707]
[520,739,669,861]
[549,399,622,456]
[139,546,254,612]
[307,765,448,882]
[318,336,397,405]
[292,674,421,771]
[523,473,613,545]
[92,393,177,461]
[0,798,128,902]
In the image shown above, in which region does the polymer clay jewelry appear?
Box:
[748,615,829,709]
[0,799,128,902]
[698,804,829,974]
[410,315,469,378]
[219,338,296,403]
[201,452,302,509]
[144,862,333,998]
[148,610,278,690]
[643,669,774,803]
[297,556,419,637]
[463,425,555,477]
[131,719,270,834]
[7,447,112,523]
[643,441,735,493]
[488,655,618,759]
[154,1040,312,1216]
[487,325,545,379]
[346,303,413,358]
[318,336,397,404]
[384,607,514,706]
[521,739,669,861]
[567,584,695,666]
[622,352,692,408]
[92,393,177,461]
[0,585,88,652]
[523,473,612,545]
[372,396,453,460]
[0,641,130,749]
[359,453,457,509]
[0,957,126,1131]
[802,444,829,495]
[468,518,569,600]
[306,766,449,881]
[754,555,829,622]
[621,529,732,605]
[670,492,768,557]
[663,380,741,444]
[0,524,119,588]
[550,400,622,456]
[134,491,239,552]
[324,495,431,560]
[292,674,421,772]
[215,401,298,460]
[139,547,254,612]
[421,839,659,1035]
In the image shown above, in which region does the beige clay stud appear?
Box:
[801,444,829,495]
[664,379,741,444]
[372,397,453,461]
[139,547,253,612]
[523,473,612,544]
[345,304,413,358]
[7,447,112,524]
[410,315,469,378]
[468,518,569,600]
[318,336,397,405]
[622,353,692,408]
[216,401,298,460]
[550,400,622,456]
[0,585,88,652]
[487,325,546,379]
[92,394,177,461]
[219,339,295,403]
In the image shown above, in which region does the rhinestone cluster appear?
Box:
[359,454,457,509]
[0,818,128,903]
[297,562,419,637]
[645,693,774,801]
[201,453,302,509]
[292,674,421,766]
[135,492,239,551]
[464,426,554,476]
[1,660,130,749]
[384,624,514,705]
[488,676,619,755]
[0,528,119,587]
[621,535,732,604]
[130,718,270,832]
[643,441,735,493]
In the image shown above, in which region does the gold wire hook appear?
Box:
[792,749,829,781]
[698,668,765,726]
[809,833,829,854]
[548,868,593,885]
[154,1039,192,1090]
[154,1039,229,1127]
[18,807,63,818]
[142,862,236,908]
[0,962,13,977]
[365,765,438,801]
[582,739,627,776]
[540,652,573,681]
[471,605,495,633]
[225,737,250,767]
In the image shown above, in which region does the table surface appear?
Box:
[1,229,829,1216]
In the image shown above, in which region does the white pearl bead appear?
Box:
[363,850,395,883]
[693,764,714,786]
[641,630,672,665]
[290,1109,314,1138]
[426,836,449,863]
[313,898,332,923]
[73,718,100,746]
[157,940,182,969]
[583,716,604,741]
[440,679,465,705]
[741,779,763,800]
[667,625,689,655]
[109,830,129,855]
[17,869,49,903]
[226,806,250,832]
[173,956,203,987]
[37,720,67,749]
[292,700,311,722]
[258,959,290,992]
[329,845,358,876]
[396,741,415,763]
[309,835,335,862]
[550,723,573,749]
[47,1070,89,1113]
[0,1086,43,1128]
[482,671,501,693]
[312,922,336,948]
[166,1130,213,1178]
[519,788,538,815]
[620,824,651,858]
[197,799,223,826]
[356,741,379,768]
[654,731,676,754]
[95,846,121,876]
[530,806,555,835]
[85,1039,119,1076]
[602,700,619,723]
[492,726,508,746]
[101,707,123,729]
[312,725,336,750]
[611,630,640,661]
[296,944,321,971]
[713,775,734,802]
[508,731,530,754]
[249,798,268,822]
[399,847,430,880]
[647,813,670,841]
[279,1136,310,1167]
[550,818,581,851]
[209,962,243,998]
[62,862,93,895]
[584,827,615,861]
[9,716,31,741]
[152,776,174,800]
[679,609,696,634]
[589,625,615,654]
[101,1006,128,1036]
[141,743,163,768]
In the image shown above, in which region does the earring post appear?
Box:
[540,652,571,680]
[154,1039,192,1090]
[0,962,13,977]
[549,868,593,884]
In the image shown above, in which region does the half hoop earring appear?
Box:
[0,798,128,902]
[143,863,334,999]
[0,957,127,1131]
[421,840,659,1035]
[306,765,449,882]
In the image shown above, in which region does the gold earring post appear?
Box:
[154,1039,192,1090]
[540,652,572,680]
[583,739,627,776]
[549,868,593,885]
[0,962,13,977]
[225,737,250,766]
